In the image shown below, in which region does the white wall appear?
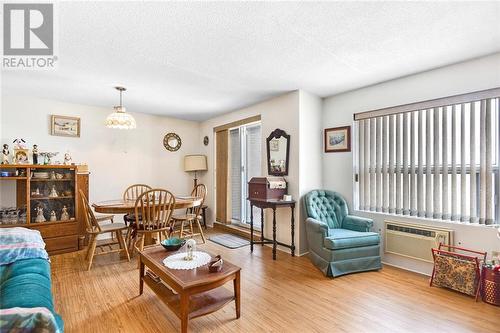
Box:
[322,53,500,275]
[0,95,201,209]
[199,91,304,253]
[298,90,323,253]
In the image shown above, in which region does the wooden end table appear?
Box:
[138,245,241,333]
[247,198,296,260]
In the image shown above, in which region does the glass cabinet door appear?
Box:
[30,168,76,223]
[0,166,28,225]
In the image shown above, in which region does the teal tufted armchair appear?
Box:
[305,190,381,277]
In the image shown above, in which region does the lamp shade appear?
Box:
[105,107,137,129]
[184,155,207,172]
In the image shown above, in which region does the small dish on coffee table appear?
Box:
[160,237,186,251]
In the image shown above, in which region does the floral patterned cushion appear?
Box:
[433,253,479,296]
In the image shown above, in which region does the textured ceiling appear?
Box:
[2,1,500,120]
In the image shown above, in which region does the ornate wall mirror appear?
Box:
[266,128,290,176]
[163,133,182,152]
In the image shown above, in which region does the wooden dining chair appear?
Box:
[172,184,207,244]
[132,189,176,255]
[123,184,152,247]
[79,190,130,271]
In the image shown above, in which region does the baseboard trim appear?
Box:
[381,261,431,277]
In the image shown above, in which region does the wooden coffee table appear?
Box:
[138,245,241,333]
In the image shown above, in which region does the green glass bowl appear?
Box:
[160,237,186,251]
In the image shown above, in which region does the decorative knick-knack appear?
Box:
[35,207,46,223]
[50,171,56,179]
[50,210,57,221]
[60,206,69,221]
[49,185,58,198]
[63,152,72,165]
[184,239,197,261]
[2,144,10,164]
[13,138,26,149]
[32,144,39,164]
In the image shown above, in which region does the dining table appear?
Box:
[92,196,204,248]
[92,196,203,214]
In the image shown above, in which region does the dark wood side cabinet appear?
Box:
[0,164,89,255]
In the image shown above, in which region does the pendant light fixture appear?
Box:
[105,86,136,129]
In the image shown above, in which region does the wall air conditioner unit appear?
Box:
[384,221,453,263]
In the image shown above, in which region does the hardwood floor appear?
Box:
[50,232,499,333]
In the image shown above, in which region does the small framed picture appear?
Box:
[324,126,351,153]
[51,115,80,137]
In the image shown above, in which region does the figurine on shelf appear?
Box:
[50,210,57,222]
[60,206,70,221]
[32,145,39,164]
[40,152,58,165]
[35,207,46,223]
[49,185,58,198]
[31,188,41,197]
[2,144,10,164]
[50,171,57,180]
[63,152,72,165]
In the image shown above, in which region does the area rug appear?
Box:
[209,234,250,249]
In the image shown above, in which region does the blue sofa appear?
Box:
[304,190,381,277]
[0,228,63,331]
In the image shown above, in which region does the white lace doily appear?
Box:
[163,251,212,270]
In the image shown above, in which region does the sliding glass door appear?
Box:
[229,122,262,227]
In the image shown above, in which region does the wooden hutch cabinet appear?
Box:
[0,164,89,254]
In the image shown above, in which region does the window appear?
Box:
[229,122,262,227]
[354,90,500,225]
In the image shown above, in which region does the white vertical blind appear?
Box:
[355,95,499,224]
[470,102,477,223]
[364,119,370,211]
[451,105,458,221]
[410,111,417,216]
[433,108,441,219]
[376,117,382,212]
[425,109,433,218]
[417,111,424,217]
[402,113,409,215]
[480,100,486,223]
[485,99,493,225]
[461,104,468,222]
[395,114,402,214]
[388,115,395,213]
[442,106,449,220]
[359,120,365,211]
[382,117,388,212]
[370,118,376,211]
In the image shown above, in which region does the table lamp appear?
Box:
[184,155,207,187]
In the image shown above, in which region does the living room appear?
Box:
[1,1,499,332]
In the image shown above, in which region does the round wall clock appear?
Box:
[203,136,209,146]
[163,133,181,152]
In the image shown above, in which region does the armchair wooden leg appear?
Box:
[117,230,130,262]
[85,234,94,261]
[87,236,97,271]
[180,221,185,239]
[196,219,206,244]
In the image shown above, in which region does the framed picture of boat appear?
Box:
[324,126,350,153]
[51,115,80,137]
